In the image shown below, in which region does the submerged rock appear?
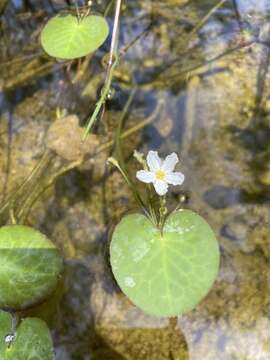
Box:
[46,115,99,161]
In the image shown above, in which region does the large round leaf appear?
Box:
[41,14,109,59]
[0,225,63,310]
[0,310,54,360]
[110,210,220,317]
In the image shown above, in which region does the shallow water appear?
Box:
[1,0,270,359]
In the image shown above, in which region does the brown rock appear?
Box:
[46,115,99,161]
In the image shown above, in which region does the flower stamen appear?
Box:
[155,170,166,181]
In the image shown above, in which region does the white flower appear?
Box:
[136,151,185,196]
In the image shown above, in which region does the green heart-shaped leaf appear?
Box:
[41,14,109,59]
[110,210,220,317]
[0,310,54,359]
[0,225,63,310]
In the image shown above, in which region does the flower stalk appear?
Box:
[159,196,167,232]
[107,157,150,219]
[110,150,185,232]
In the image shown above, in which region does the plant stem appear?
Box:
[75,2,80,19]
[97,97,164,153]
[0,151,51,218]
[107,157,150,218]
[133,151,158,227]
[82,63,116,139]
[0,99,164,224]
[115,86,137,167]
[104,0,114,17]
[83,0,122,139]
[18,159,82,224]
[15,155,53,223]
[159,195,167,232]
[107,0,122,69]
[188,0,227,39]
[9,209,16,225]
[148,193,158,227]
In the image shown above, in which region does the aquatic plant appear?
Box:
[0,225,62,358]
[40,0,121,139]
[0,310,54,360]
[0,0,117,355]
[0,225,63,310]
[109,151,220,317]
[41,13,109,59]
[0,0,226,356]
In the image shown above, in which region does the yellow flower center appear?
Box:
[155,169,166,181]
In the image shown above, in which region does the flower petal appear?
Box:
[153,180,168,196]
[162,152,179,172]
[136,170,155,183]
[165,172,185,186]
[146,151,162,172]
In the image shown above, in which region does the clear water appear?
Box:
[1,0,270,359]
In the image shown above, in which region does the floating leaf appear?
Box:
[0,225,63,310]
[0,310,54,360]
[110,210,220,317]
[41,14,109,59]
[0,311,12,356]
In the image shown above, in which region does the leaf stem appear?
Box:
[83,0,122,139]
[107,0,122,69]
[82,61,117,139]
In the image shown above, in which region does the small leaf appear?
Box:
[0,310,54,360]
[41,14,109,59]
[0,311,12,355]
[6,318,54,360]
[110,210,220,317]
[0,225,63,310]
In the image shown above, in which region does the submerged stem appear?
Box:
[107,157,150,218]
[18,159,82,224]
[115,86,137,168]
[0,151,52,219]
[188,0,227,39]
